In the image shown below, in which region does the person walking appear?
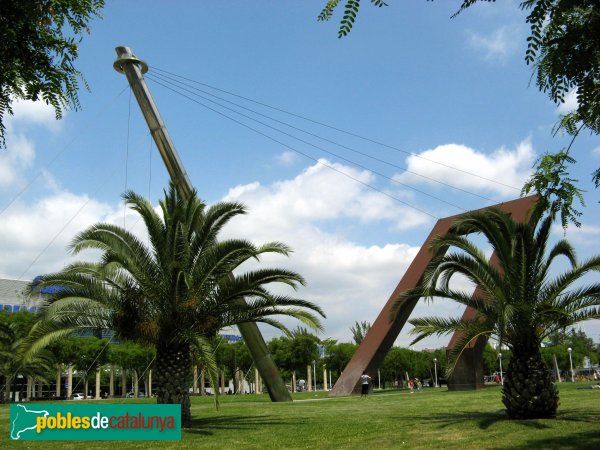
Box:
[360,372,372,397]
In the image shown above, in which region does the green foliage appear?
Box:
[318,0,341,22]
[0,0,105,147]
[380,347,445,386]
[450,1,497,19]
[317,0,387,38]
[521,149,585,229]
[215,339,253,380]
[523,0,600,135]
[69,336,109,374]
[542,328,597,369]
[269,332,320,378]
[322,341,357,377]
[0,311,54,402]
[349,320,371,344]
[455,1,600,223]
[483,343,500,374]
[396,205,600,417]
[47,336,80,366]
[110,340,155,374]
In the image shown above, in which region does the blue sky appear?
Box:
[1,1,599,348]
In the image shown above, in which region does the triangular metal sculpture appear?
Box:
[330,195,538,396]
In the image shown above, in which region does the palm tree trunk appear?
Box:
[26,376,32,400]
[67,366,73,399]
[133,370,139,398]
[4,375,13,403]
[56,364,62,398]
[154,343,192,428]
[109,365,115,398]
[193,365,198,394]
[121,369,127,397]
[95,367,101,399]
[502,347,559,419]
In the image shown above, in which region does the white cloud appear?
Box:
[556,90,579,115]
[9,99,59,129]
[220,159,440,344]
[224,159,431,232]
[552,222,600,249]
[275,150,300,166]
[393,140,534,198]
[0,191,120,279]
[467,26,520,63]
[1,99,62,189]
[593,146,600,158]
[0,134,36,187]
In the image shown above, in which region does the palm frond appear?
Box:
[190,335,220,410]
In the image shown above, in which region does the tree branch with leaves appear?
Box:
[319,0,600,227]
[0,0,105,147]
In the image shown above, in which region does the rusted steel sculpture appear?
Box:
[330,195,538,396]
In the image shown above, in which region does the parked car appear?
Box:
[72,393,85,400]
[126,391,145,398]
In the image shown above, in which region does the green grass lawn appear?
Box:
[1,383,599,449]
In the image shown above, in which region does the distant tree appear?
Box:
[70,336,109,398]
[379,347,442,386]
[215,339,253,392]
[110,341,155,397]
[323,341,357,378]
[269,331,320,380]
[47,335,81,398]
[0,310,53,402]
[380,347,409,387]
[542,328,596,369]
[349,320,371,345]
[0,0,105,146]
[268,337,293,379]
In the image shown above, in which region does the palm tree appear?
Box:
[394,205,600,419]
[0,312,53,403]
[349,320,371,345]
[27,184,324,426]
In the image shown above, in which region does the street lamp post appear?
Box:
[433,358,438,388]
[568,347,575,382]
[498,353,504,385]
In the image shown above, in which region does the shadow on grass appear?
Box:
[186,415,292,436]
[388,411,545,431]
[390,406,598,432]
[499,430,600,449]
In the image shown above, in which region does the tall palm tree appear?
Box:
[26,184,324,426]
[394,205,600,419]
